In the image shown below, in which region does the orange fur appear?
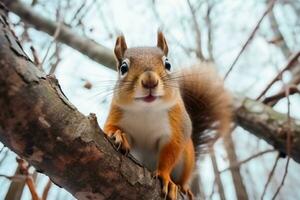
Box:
[103,32,232,200]
[104,104,122,136]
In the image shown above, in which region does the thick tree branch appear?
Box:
[2,0,115,70]
[233,97,300,163]
[0,6,167,200]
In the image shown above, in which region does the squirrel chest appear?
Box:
[119,108,172,169]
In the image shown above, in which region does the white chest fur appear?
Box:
[119,108,172,170]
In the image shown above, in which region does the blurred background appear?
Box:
[0,0,300,199]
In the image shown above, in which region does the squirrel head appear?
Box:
[113,32,180,110]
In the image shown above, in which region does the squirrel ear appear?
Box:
[114,35,127,65]
[157,31,168,56]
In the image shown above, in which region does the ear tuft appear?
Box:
[114,35,127,66]
[157,31,168,56]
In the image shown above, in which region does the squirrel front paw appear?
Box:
[153,171,178,200]
[180,186,194,200]
[106,129,131,154]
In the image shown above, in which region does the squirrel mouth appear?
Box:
[143,94,157,103]
[135,94,158,103]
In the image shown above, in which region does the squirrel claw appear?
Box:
[107,129,130,154]
[180,186,194,200]
[153,171,178,200]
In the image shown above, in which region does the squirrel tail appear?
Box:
[179,62,232,155]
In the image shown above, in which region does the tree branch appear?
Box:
[2,0,115,70]
[233,97,300,163]
[0,5,168,200]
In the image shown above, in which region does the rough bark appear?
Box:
[1,0,116,70]
[0,6,167,200]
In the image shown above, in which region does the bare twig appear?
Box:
[263,85,299,106]
[260,153,280,200]
[4,0,116,69]
[0,145,4,153]
[209,148,226,200]
[270,85,292,200]
[220,149,276,173]
[224,0,277,80]
[30,46,41,69]
[224,135,249,200]
[186,0,205,60]
[205,1,214,61]
[15,158,40,200]
[48,43,62,74]
[268,8,291,58]
[69,0,87,25]
[41,4,63,67]
[42,179,52,200]
[208,179,217,200]
[257,51,300,100]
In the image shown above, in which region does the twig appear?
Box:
[69,0,87,25]
[220,149,276,173]
[0,174,27,181]
[208,179,217,200]
[42,179,52,200]
[49,43,62,74]
[270,85,292,200]
[16,158,41,200]
[257,51,300,100]
[260,154,280,200]
[41,22,62,66]
[186,0,205,60]
[41,3,63,67]
[0,145,4,153]
[224,0,277,80]
[205,0,214,61]
[30,46,42,69]
[263,85,299,106]
[150,1,192,57]
[209,148,226,200]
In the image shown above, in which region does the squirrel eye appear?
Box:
[164,58,171,71]
[120,61,129,76]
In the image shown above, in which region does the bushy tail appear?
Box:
[179,63,232,155]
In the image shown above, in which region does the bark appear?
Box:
[0,6,168,200]
[233,97,300,163]
[1,0,115,70]
[0,1,300,199]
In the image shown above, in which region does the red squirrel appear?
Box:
[104,32,232,200]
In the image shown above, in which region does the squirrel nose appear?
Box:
[142,79,158,89]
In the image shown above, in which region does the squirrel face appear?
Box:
[113,32,180,110]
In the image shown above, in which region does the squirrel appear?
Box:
[104,32,232,200]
